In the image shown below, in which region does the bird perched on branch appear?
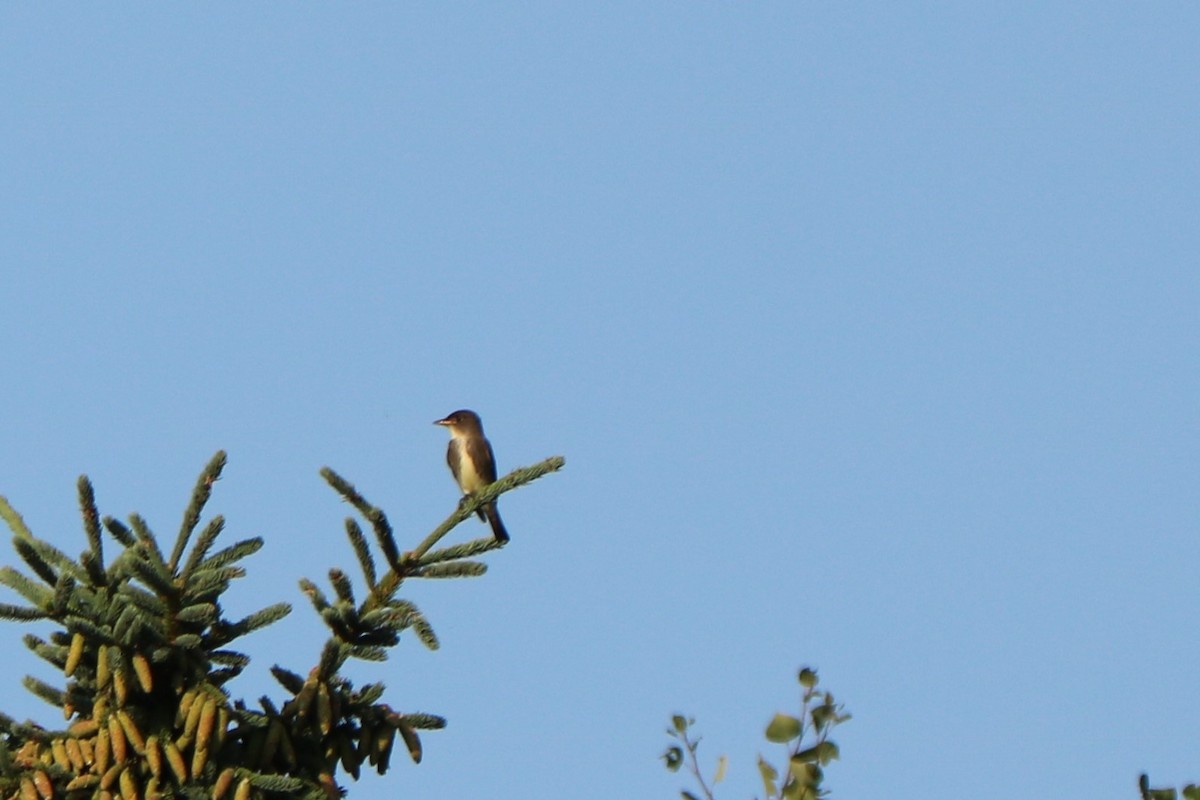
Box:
[434,409,509,543]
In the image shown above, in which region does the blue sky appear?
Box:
[1,4,1196,798]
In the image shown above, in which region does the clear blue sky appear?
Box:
[1,5,1196,798]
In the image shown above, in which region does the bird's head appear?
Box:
[434,409,484,433]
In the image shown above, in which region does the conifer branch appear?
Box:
[102,515,136,548]
[409,562,487,579]
[50,573,75,616]
[344,520,377,591]
[118,583,170,618]
[354,455,564,615]
[0,566,52,608]
[270,666,306,694]
[172,632,203,649]
[21,675,65,707]
[0,602,46,622]
[77,476,103,566]
[299,579,330,613]
[33,539,86,582]
[321,603,356,637]
[177,602,217,628]
[183,566,246,603]
[80,550,106,586]
[417,538,497,566]
[248,774,306,793]
[224,603,291,639]
[410,613,438,650]
[329,569,355,605]
[0,495,33,540]
[407,455,564,562]
[210,649,250,669]
[194,537,264,574]
[130,514,166,564]
[320,468,402,571]
[125,548,177,599]
[318,640,347,677]
[180,515,225,582]
[400,712,446,730]
[64,616,108,642]
[0,448,561,798]
[346,644,387,661]
[22,633,67,667]
[12,539,58,587]
[170,449,227,572]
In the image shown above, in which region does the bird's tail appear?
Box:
[484,503,510,544]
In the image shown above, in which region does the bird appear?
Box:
[434,409,509,543]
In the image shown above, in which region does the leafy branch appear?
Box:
[664,668,850,800]
[1140,774,1200,800]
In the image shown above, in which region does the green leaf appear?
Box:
[789,758,820,785]
[681,792,700,800]
[672,715,688,734]
[794,741,838,765]
[782,780,804,800]
[757,756,778,798]
[662,745,684,772]
[810,702,833,732]
[765,712,803,743]
[798,667,818,688]
[713,754,727,784]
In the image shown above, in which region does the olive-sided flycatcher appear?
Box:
[434,409,509,543]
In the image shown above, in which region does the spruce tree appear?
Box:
[0,450,563,800]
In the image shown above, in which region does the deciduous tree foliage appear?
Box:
[663,668,850,800]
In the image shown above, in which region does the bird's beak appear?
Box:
[434,418,451,426]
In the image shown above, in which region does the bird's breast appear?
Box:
[449,438,487,493]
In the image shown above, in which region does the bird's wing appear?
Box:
[469,436,499,484]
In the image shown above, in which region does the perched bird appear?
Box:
[434,409,509,543]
